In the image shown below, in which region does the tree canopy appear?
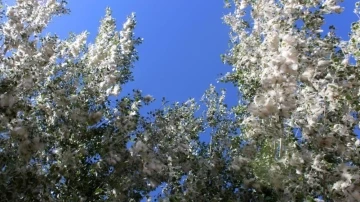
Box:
[0,0,360,201]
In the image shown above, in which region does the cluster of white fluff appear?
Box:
[225,0,360,200]
[0,0,142,177]
[85,8,138,98]
[249,32,299,118]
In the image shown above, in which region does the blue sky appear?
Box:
[42,0,239,109]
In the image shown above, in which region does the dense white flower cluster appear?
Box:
[0,1,148,200]
[85,8,140,98]
[223,0,360,200]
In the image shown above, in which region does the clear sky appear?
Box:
[43,0,239,110]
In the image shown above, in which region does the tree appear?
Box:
[0,0,147,200]
[221,0,360,201]
[1,0,360,201]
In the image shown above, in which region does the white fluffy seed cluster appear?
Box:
[0,1,142,176]
[225,0,360,200]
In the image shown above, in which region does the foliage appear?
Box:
[0,0,360,201]
[222,0,360,201]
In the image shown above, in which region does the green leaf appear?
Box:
[94,187,103,195]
